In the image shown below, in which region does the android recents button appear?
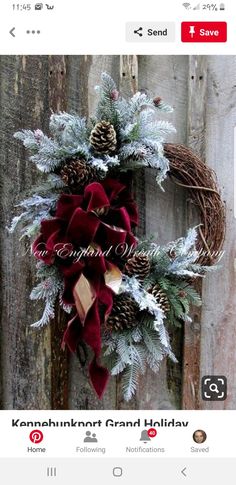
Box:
[126,22,175,42]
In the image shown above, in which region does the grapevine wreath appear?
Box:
[10,73,225,401]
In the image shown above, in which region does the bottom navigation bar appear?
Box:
[0,411,235,459]
[0,458,234,485]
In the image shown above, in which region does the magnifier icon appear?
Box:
[202,376,227,401]
[209,383,219,393]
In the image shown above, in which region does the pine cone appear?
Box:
[149,284,170,313]
[90,121,117,154]
[106,294,139,332]
[60,159,97,192]
[124,254,151,282]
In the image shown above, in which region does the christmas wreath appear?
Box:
[10,73,225,401]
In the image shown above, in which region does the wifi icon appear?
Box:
[182,2,192,9]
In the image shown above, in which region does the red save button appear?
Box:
[181,22,227,42]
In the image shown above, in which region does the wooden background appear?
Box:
[0,55,235,410]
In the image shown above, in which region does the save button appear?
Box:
[181,22,227,42]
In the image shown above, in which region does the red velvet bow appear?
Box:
[32,178,138,398]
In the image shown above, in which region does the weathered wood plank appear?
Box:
[131,56,189,409]
[182,56,208,410]
[200,56,236,409]
[48,56,70,410]
[0,56,51,409]
[115,55,140,410]
[120,56,138,96]
[67,56,120,410]
[48,56,69,409]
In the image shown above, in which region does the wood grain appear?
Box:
[0,56,51,409]
[182,56,207,410]
[0,55,235,411]
[115,56,140,410]
[136,56,189,409]
[67,56,120,410]
[200,56,236,409]
[48,56,70,410]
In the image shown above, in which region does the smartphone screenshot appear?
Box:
[0,0,235,483]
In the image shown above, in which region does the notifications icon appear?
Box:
[29,429,44,444]
[140,428,157,442]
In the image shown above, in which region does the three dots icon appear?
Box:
[26,30,41,34]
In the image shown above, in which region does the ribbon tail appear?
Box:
[82,297,111,398]
[62,314,82,353]
[62,277,114,399]
[89,357,110,399]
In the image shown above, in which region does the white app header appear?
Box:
[0,0,235,54]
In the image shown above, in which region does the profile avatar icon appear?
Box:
[84,431,98,443]
[193,429,207,444]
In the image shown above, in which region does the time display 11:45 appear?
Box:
[12,4,32,10]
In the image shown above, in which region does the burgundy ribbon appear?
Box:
[32,178,138,398]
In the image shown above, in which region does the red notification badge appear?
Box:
[148,428,157,438]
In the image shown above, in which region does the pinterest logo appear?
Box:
[29,430,44,444]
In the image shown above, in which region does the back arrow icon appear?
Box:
[10,27,16,37]
[181,467,187,477]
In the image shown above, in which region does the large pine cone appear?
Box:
[124,254,151,282]
[60,159,97,192]
[106,293,139,332]
[90,121,117,154]
[149,284,170,313]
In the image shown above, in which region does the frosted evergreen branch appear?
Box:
[120,113,175,146]
[155,100,173,113]
[105,322,169,401]
[122,363,140,401]
[89,154,120,173]
[121,276,172,352]
[128,92,156,118]
[139,112,176,140]
[8,212,29,234]
[143,227,216,279]
[142,326,164,364]
[18,195,58,209]
[121,276,164,326]
[59,289,73,314]
[8,194,58,238]
[128,91,173,119]
[26,175,66,198]
[14,129,44,153]
[31,298,56,328]
[30,267,71,327]
[110,359,127,376]
[15,127,90,173]
[95,72,121,127]
[49,112,89,146]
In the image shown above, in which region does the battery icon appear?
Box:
[219,3,225,10]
